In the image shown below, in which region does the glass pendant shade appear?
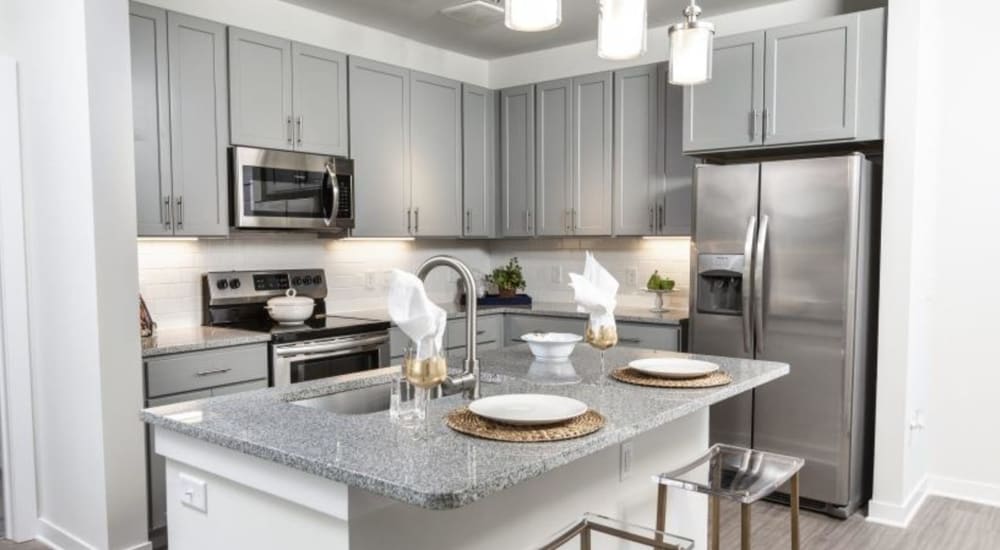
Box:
[598,0,647,60]
[505,0,562,32]
[667,3,715,85]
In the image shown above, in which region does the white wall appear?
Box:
[142,0,489,87]
[1,0,148,548]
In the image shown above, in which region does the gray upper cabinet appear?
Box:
[571,72,613,236]
[291,43,348,156]
[164,11,229,237]
[228,28,293,150]
[349,57,411,237]
[229,28,348,156]
[462,84,497,238]
[613,64,660,237]
[410,71,463,237]
[500,85,535,237]
[682,31,765,153]
[658,63,695,236]
[535,79,573,237]
[684,8,885,153]
[130,3,172,236]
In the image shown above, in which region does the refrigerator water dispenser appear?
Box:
[696,254,745,315]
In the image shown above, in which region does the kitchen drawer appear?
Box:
[447,315,501,350]
[505,315,586,346]
[616,322,680,351]
[211,379,268,397]
[145,343,268,398]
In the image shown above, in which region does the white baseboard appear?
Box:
[928,475,1000,509]
[866,475,929,528]
[36,518,152,550]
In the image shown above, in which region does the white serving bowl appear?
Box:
[265,289,315,325]
[520,332,583,361]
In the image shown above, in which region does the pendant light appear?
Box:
[667,0,715,85]
[505,0,562,32]
[598,0,647,60]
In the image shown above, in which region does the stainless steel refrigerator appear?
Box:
[689,154,878,517]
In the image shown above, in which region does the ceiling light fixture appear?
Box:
[598,0,647,60]
[504,0,561,32]
[667,0,715,85]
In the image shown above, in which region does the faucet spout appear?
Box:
[416,255,480,400]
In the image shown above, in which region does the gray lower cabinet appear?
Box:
[130,4,228,237]
[683,8,885,153]
[349,57,411,237]
[461,84,497,238]
[228,28,348,156]
[410,71,463,237]
[390,316,503,360]
[535,79,573,237]
[499,85,536,237]
[506,315,680,351]
[144,344,268,538]
[571,72,613,236]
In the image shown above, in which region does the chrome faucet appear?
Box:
[416,255,480,400]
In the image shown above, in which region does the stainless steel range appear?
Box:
[203,269,390,387]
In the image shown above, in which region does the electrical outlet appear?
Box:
[620,440,634,481]
[550,266,562,284]
[364,271,376,290]
[179,473,207,513]
[626,268,639,288]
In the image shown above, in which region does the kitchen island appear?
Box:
[142,346,787,549]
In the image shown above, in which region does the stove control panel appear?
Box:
[205,269,327,306]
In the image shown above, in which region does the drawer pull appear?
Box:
[196,368,232,377]
[477,330,487,335]
[618,337,642,344]
[512,338,526,343]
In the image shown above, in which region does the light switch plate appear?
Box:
[364,271,376,290]
[550,266,562,284]
[179,472,207,513]
[626,268,639,288]
[620,440,634,481]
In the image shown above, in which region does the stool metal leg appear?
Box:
[655,484,668,543]
[741,503,752,550]
[790,473,801,550]
[580,524,591,550]
[710,495,720,550]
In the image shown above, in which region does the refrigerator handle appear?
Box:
[742,216,757,353]
[754,215,770,354]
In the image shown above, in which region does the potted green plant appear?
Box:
[487,257,526,298]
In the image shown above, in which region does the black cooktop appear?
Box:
[224,315,390,345]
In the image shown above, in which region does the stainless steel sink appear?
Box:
[290,384,392,415]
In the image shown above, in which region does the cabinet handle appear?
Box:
[163,196,173,230]
[749,109,759,140]
[414,208,420,234]
[296,116,303,145]
[196,368,232,377]
[512,338,526,343]
[619,337,642,344]
[286,116,293,145]
[525,210,530,232]
[175,196,183,229]
[649,206,654,232]
[476,330,486,335]
[763,109,772,137]
[657,204,664,233]
[571,208,577,233]
[466,210,471,232]
[527,209,533,232]
[407,208,412,234]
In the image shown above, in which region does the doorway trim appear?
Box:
[0,55,40,542]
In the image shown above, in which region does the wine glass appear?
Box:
[402,346,448,434]
[584,321,618,379]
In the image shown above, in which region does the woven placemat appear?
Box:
[610,367,733,388]
[445,407,605,443]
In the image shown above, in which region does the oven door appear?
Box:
[271,331,390,387]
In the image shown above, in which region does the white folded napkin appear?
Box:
[567,251,619,330]
[387,269,447,360]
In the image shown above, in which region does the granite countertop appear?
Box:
[141,346,787,510]
[342,300,688,326]
[141,326,272,358]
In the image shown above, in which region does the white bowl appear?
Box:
[520,332,582,361]
[265,289,315,325]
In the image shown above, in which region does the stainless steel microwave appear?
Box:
[231,146,354,233]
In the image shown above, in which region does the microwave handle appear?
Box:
[324,163,339,226]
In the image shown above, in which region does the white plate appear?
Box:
[469,394,588,426]
[628,358,720,379]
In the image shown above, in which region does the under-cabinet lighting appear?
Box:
[137,237,199,242]
[641,236,690,241]
[342,237,416,242]
[505,0,561,32]
[667,0,715,85]
[598,0,647,60]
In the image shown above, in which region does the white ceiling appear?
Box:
[281,0,783,59]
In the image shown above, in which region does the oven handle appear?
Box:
[274,334,389,357]
[324,163,339,226]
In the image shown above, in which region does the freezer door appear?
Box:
[753,155,867,506]
[689,163,759,448]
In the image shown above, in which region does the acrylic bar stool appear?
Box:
[653,444,805,550]
[537,513,694,550]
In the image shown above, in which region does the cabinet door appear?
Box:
[410,71,463,237]
[129,3,173,236]
[462,84,496,238]
[228,28,292,150]
[291,42,348,156]
[535,78,572,237]
[348,57,410,237]
[658,63,695,236]
[499,85,535,237]
[763,13,859,145]
[572,72,613,236]
[613,65,658,236]
[682,31,765,152]
[167,12,229,237]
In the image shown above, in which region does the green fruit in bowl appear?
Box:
[659,278,675,291]
[646,270,663,290]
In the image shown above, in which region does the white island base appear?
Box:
[156,409,709,550]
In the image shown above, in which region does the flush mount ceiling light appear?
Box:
[598,0,647,60]
[504,0,561,32]
[668,0,715,85]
